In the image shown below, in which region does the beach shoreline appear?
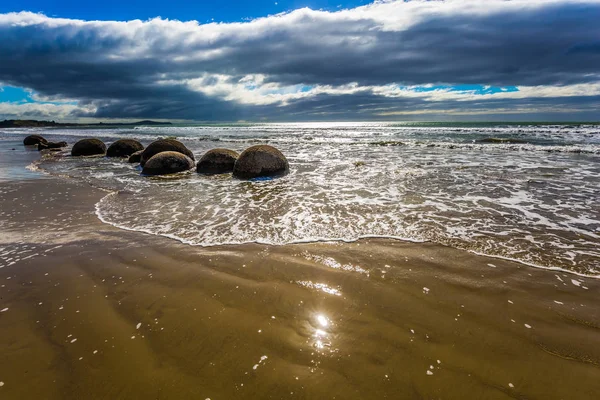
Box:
[1,169,599,399]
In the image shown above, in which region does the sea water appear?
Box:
[2,122,599,275]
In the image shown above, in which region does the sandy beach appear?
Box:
[1,172,599,399]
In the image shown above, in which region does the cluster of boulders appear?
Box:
[23,135,289,179]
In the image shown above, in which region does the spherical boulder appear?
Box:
[140,139,194,167]
[23,134,48,146]
[233,145,289,179]
[141,151,195,176]
[38,141,67,151]
[71,138,106,156]
[107,139,144,158]
[196,148,239,174]
[128,150,143,163]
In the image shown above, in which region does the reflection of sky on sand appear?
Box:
[0,141,46,182]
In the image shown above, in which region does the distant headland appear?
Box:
[0,119,172,128]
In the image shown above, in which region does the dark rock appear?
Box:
[71,138,106,156]
[37,141,67,151]
[370,141,405,146]
[141,151,195,176]
[140,139,194,167]
[196,148,239,174]
[478,137,528,144]
[107,139,144,157]
[233,145,289,179]
[23,134,48,146]
[128,150,143,163]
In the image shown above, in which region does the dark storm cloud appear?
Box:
[0,0,599,120]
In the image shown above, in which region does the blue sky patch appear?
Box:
[0,85,77,105]
[0,86,34,103]
[408,84,519,95]
[0,0,371,23]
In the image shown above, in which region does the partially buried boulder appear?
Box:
[23,135,48,146]
[233,145,289,179]
[196,148,239,174]
[128,150,143,163]
[107,139,144,158]
[71,138,106,156]
[141,151,195,176]
[38,141,67,151]
[140,139,194,167]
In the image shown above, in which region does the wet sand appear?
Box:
[1,178,599,399]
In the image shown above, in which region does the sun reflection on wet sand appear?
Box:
[311,314,334,352]
[317,314,329,328]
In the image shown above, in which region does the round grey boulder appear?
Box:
[107,139,144,157]
[23,135,48,146]
[196,148,239,174]
[140,139,194,167]
[141,151,195,176]
[128,150,143,163]
[233,145,289,179]
[71,138,106,156]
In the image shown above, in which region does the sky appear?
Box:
[1,0,600,122]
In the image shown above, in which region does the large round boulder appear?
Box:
[140,139,194,167]
[23,134,48,146]
[196,148,239,174]
[128,150,143,163]
[107,139,144,158]
[141,151,195,176]
[71,138,106,156]
[233,145,289,179]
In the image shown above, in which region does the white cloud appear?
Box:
[158,72,600,107]
[0,101,95,120]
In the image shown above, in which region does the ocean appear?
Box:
[2,121,599,275]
